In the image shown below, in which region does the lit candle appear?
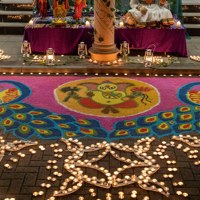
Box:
[85,21,90,27]
[29,19,33,26]
[176,21,181,28]
[118,191,124,199]
[119,21,124,28]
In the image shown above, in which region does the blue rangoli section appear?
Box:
[0,102,199,141]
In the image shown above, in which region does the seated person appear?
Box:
[123,0,174,26]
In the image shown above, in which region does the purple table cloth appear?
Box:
[23,26,188,57]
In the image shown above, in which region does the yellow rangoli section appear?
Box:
[54,78,160,117]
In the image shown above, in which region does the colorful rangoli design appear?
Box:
[178,82,200,105]
[0,79,199,141]
[0,80,31,105]
[54,77,160,117]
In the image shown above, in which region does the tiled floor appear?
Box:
[1,132,200,200]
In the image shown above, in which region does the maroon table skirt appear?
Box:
[23,26,188,57]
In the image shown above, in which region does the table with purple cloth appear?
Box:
[23,26,188,57]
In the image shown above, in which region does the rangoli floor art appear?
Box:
[0,76,199,141]
[0,76,200,200]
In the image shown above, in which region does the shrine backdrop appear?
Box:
[33,0,183,18]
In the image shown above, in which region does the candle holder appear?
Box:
[144,49,153,67]
[78,42,88,59]
[21,40,32,58]
[119,41,130,62]
[46,48,55,66]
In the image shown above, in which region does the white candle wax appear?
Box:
[85,21,90,27]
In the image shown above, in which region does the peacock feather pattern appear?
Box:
[0,102,199,141]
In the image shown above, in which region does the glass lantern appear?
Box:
[144,49,153,67]
[46,48,55,65]
[120,41,130,62]
[21,40,32,57]
[78,42,88,59]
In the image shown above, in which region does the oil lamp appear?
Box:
[46,48,55,65]
[78,42,88,59]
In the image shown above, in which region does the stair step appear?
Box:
[184,24,200,28]
[183,12,200,17]
[0,0,32,4]
[0,10,32,15]
[182,0,200,5]
[0,22,26,27]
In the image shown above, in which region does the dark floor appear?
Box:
[1,131,200,200]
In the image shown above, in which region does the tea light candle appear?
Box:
[131,193,137,198]
[38,191,44,195]
[176,191,182,195]
[118,191,124,199]
[91,192,96,197]
[85,21,90,27]
[183,192,188,197]
[33,192,38,196]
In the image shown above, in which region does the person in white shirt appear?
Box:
[123,0,173,26]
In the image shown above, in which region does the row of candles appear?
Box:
[89,20,183,29]
[28,18,182,29]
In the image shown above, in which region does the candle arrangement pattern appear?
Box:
[1,134,200,199]
[52,137,170,197]
[0,136,38,162]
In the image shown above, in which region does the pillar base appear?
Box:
[89,47,119,62]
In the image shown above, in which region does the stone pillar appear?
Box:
[89,0,118,62]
